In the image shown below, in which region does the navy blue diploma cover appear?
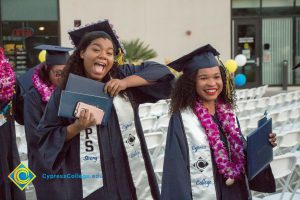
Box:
[247,116,273,180]
[58,73,113,125]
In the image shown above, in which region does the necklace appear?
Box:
[32,66,56,102]
[194,100,245,185]
[0,48,15,102]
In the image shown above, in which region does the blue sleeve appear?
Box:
[119,62,175,104]
[161,113,192,200]
[119,61,174,82]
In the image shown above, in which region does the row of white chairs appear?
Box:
[139,99,170,118]
[236,91,300,118]
[238,106,300,136]
[236,85,268,100]
[253,129,300,200]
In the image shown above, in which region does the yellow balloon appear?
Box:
[225,59,238,73]
[38,50,46,63]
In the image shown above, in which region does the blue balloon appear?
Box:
[235,74,247,86]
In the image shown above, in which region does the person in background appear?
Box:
[161,44,277,200]
[0,47,26,200]
[23,45,72,200]
[37,20,174,200]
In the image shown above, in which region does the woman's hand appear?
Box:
[268,133,277,147]
[66,109,97,141]
[74,109,97,131]
[104,79,128,97]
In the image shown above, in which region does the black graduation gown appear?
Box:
[0,101,26,200]
[161,112,275,200]
[37,62,174,200]
[23,88,65,200]
[14,64,38,125]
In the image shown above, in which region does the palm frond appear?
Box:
[122,39,157,64]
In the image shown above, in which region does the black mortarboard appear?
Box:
[68,20,125,54]
[34,45,73,66]
[293,62,300,70]
[168,44,220,74]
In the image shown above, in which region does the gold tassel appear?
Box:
[116,48,124,65]
[225,69,232,101]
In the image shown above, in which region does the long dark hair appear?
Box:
[60,31,120,89]
[38,63,52,86]
[170,65,236,114]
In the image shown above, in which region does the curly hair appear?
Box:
[170,65,236,114]
[60,31,120,89]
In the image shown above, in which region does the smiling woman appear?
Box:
[36,20,174,200]
[80,36,115,81]
[161,44,277,200]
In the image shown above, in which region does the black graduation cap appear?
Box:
[68,20,125,55]
[293,62,300,70]
[34,45,73,66]
[168,44,220,74]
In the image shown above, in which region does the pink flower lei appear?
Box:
[194,100,245,180]
[0,48,15,102]
[32,65,56,102]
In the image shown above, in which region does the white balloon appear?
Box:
[235,54,247,67]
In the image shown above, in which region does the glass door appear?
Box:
[233,18,261,88]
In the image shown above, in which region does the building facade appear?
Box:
[1,0,300,87]
[232,0,300,87]
[0,0,59,76]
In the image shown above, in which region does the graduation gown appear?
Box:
[0,101,26,200]
[14,64,38,125]
[23,88,65,200]
[161,112,275,200]
[37,62,174,200]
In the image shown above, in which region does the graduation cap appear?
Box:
[68,20,125,64]
[34,45,73,66]
[169,44,234,100]
[168,44,220,74]
[293,62,300,70]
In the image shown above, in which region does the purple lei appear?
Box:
[194,100,245,180]
[32,66,56,102]
[0,48,15,102]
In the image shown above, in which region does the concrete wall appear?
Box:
[59,0,231,63]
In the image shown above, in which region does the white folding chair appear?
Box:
[273,131,300,156]
[236,100,245,114]
[246,115,263,135]
[263,153,297,200]
[247,88,256,99]
[285,92,295,105]
[254,86,263,99]
[148,101,169,117]
[255,97,269,115]
[273,109,290,131]
[289,107,300,129]
[144,131,164,161]
[153,154,165,191]
[268,94,286,112]
[238,117,249,136]
[261,85,269,97]
[155,114,171,133]
[138,103,152,118]
[140,116,157,133]
[236,89,248,101]
[243,99,257,116]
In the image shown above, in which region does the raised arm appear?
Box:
[105,61,175,103]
